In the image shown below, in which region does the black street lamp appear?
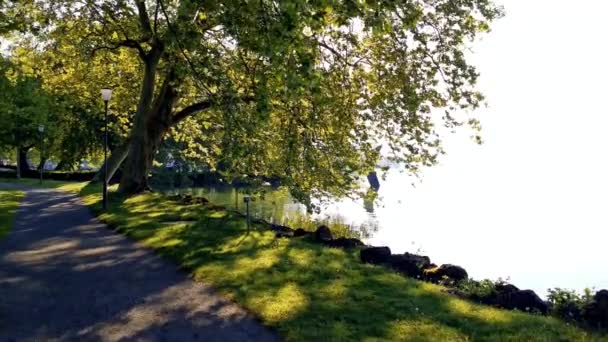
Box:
[38,124,45,184]
[101,88,112,210]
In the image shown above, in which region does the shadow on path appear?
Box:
[0,185,279,342]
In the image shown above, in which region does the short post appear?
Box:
[243,195,251,232]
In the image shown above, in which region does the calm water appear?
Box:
[162,169,606,298]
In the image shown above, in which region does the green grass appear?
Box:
[68,183,606,342]
[0,177,89,193]
[0,189,25,239]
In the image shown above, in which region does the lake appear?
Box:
[162,168,607,298]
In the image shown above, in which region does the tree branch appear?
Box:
[318,40,365,67]
[153,0,160,35]
[91,39,147,60]
[171,100,212,126]
[119,39,148,60]
[135,0,153,40]
[171,95,256,126]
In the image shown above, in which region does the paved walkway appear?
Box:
[0,184,280,342]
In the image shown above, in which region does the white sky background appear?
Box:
[360,0,608,295]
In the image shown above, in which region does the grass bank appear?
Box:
[70,183,605,341]
[0,189,25,239]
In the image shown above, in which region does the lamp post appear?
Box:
[38,124,45,184]
[101,89,112,210]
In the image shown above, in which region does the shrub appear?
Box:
[547,288,594,322]
[456,278,499,300]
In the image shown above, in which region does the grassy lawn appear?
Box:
[0,189,25,239]
[67,183,604,342]
[0,178,89,193]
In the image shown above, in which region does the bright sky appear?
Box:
[360,0,608,295]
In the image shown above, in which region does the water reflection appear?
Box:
[160,184,380,240]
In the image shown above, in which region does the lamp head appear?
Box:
[38,124,45,133]
[101,88,112,102]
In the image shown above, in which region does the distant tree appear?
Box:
[0,55,106,174]
[0,60,51,174]
[5,35,143,175]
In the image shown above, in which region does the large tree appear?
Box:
[4,0,502,203]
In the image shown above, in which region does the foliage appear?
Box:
[66,182,605,341]
[0,0,41,35]
[7,37,141,164]
[9,33,143,142]
[456,278,502,299]
[4,0,504,200]
[455,279,604,329]
[0,189,23,239]
[0,59,52,151]
[547,287,595,323]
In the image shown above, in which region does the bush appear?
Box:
[456,278,499,300]
[547,288,594,322]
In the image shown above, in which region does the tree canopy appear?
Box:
[1,0,503,204]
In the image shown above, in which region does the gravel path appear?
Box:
[0,184,280,342]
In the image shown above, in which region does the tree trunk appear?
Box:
[118,64,176,194]
[55,159,74,171]
[92,140,130,183]
[37,157,47,172]
[16,147,20,179]
[115,45,162,194]
[119,134,158,193]
[18,146,30,175]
